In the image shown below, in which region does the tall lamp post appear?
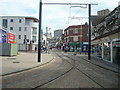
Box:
[80,23,82,54]
[88,4,91,60]
[38,0,42,62]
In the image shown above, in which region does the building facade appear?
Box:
[54,29,63,39]
[0,16,39,51]
[64,23,88,52]
[91,5,120,64]
[97,9,110,16]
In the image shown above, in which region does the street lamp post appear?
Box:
[38,0,42,62]
[88,4,91,60]
[80,23,82,54]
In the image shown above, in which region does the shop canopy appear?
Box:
[69,42,82,46]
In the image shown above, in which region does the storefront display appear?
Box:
[103,42,111,61]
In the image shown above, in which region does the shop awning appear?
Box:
[69,42,82,46]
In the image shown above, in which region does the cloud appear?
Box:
[0,0,119,33]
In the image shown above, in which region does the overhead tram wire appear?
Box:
[66,6,72,25]
[43,3,98,6]
[38,2,98,61]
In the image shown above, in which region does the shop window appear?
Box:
[113,40,120,64]
[92,44,102,58]
[103,42,111,61]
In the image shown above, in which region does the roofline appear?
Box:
[92,5,120,26]
[0,16,39,22]
[92,28,120,41]
[64,23,88,31]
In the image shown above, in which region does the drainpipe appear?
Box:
[110,41,113,63]
[102,43,104,59]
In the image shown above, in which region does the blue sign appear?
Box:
[0,29,8,43]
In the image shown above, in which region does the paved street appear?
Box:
[1,51,54,75]
[2,49,119,89]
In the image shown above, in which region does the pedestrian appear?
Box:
[35,46,37,52]
[74,49,77,55]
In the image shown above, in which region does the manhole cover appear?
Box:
[7,58,16,60]
[13,61,20,63]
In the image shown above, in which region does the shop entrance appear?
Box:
[113,40,120,65]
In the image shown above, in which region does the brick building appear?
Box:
[64,23,88,52]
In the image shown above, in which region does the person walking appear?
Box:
[35,46,37,52]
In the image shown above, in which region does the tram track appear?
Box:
[31,52,105,89]
[31,53,74,90]
[63,53,118,73]
[59,52,118,88]
[56,52,105,89]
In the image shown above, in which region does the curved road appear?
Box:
[2,49,118,89]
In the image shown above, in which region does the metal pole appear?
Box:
[46,27,48,53]
[38,0,42,62]
[26,39,27,52]
[81,23,82,54]
[88,4,91,60]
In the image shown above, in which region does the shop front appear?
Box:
[69,42,82,52]
[92,37,120,64]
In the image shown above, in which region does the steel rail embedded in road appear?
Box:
[31,53,74,90]
[63,53,118,73]
[32,52,104,89]
[55,52,105,89]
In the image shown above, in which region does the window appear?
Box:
[10,27,13,30]
[67,38,69,42]
[73,36,78,41]
[32,36,37,42]
[73,28,78,34]
[25,27,27,31]
[67,30,69,35]
[2,19,8,28]
[19,27,21,31]
[18,35,21,39]
[10,19,13,22]
[103,42,111,61]
[24,35,27,39]
[19,19,22,23]
[32,28,37,34]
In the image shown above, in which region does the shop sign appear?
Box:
[113,41,120,47]
[8,33,16,44]
[0,29,7,43]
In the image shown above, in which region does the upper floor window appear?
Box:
[73,28,78,34]
[24,35,27,39]
[2,19,8,28]
[18,35,21,39]
[32,28,37,34]
[19,19,22,23]
[73,36,78,41]
[24,27,27,31]
[67,30,69,35]
[32,36,37,43]
[19,27,21,31]
[10,19,13,22]
[10,27,13,30]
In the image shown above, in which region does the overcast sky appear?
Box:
[0,0,119,34]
